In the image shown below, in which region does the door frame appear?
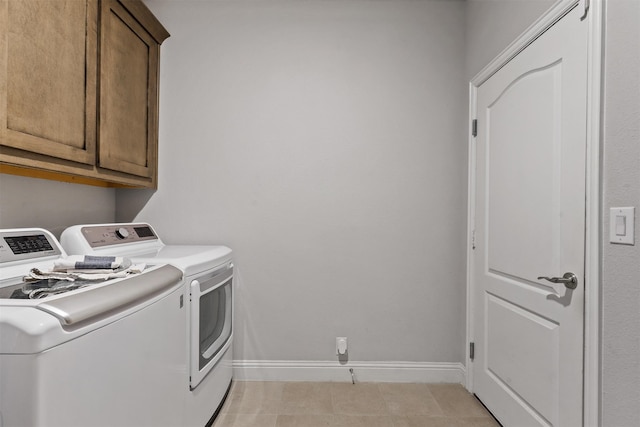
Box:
[465,0,603,425]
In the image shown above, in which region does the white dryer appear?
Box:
[0,228,186,426]
[61,223,233,427]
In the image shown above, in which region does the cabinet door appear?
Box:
[99,0,160,180]
[0,0,98,164]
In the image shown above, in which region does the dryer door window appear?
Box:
[199,280,232,369]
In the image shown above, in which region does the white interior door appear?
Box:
[471,5,587,426]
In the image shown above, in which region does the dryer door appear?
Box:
[189,264,233,389]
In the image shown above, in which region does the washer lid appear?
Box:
[0,264,182,354]
[37,264,182,326]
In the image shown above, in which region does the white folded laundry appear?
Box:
[24,263,147,283]
[53,255,130,271]
[28,281,90,299]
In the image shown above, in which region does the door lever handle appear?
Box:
[537,272,578,290]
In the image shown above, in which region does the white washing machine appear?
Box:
[0,228,186,427]
[61,223,233,427]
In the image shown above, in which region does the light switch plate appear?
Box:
[610,207,635,245]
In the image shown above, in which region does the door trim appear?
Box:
[465,1,603,425]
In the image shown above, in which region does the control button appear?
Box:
[115,228,130,239]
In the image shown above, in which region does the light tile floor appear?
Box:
[212,382,501,427]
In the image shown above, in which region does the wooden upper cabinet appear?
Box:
[99,0,168,181]
[0,0,98,165]
[0,0,169,188]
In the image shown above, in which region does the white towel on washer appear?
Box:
[24,263,146,282]
[53,255,130,272]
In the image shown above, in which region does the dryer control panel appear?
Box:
[82,224,158,248]
[63,223,160,250]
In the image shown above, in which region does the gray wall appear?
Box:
[465,0,555,79]
[120,0,468,364]
[601,0,640,425]
[0,174,115,238]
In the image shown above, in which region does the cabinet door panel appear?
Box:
[99,0,158,179]
[0,0,97,164]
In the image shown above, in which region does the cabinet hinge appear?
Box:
[471,119,478,137]
[470,342,475,361]
[471,230,476,250]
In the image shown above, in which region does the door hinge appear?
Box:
[471,230,476,250]
[469,342,475,361]
[471,119,478,137]
[580,0,590,21]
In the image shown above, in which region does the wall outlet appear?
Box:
[336,337,348,355]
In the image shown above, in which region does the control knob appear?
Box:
[115,227,130,239]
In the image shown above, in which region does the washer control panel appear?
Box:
[0,228,62,263]
[80,224,159,248]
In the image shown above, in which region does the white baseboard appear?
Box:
[233,360,466,384]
